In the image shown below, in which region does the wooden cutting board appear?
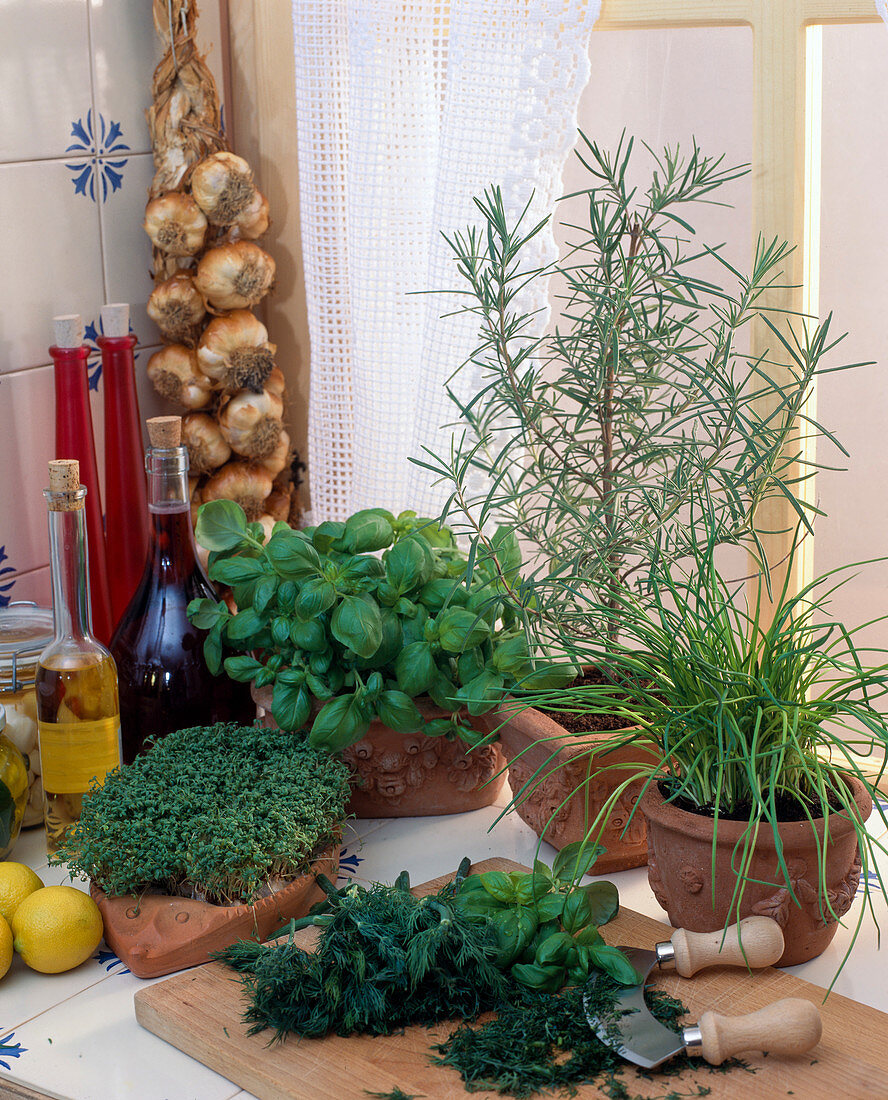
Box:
[134,858,888,1100]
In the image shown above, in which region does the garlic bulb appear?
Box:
[258,429,291,478]
[264,487,291,523]
[146,346,214,409]
[144,192,208,256]
[194,240,275,311]
[182,412,231,475]
[231,191,270,240]
[196,310,275,393]
[202,462,273,521]
[191,152,256,226]
[147,273,206,345]
[190,479,204,525]
[265,365,286,399]
[219,388,284,460]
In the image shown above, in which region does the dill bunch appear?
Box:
[217,863,510,1038]
[51,723,351,905]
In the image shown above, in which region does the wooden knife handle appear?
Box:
[671,916,785,977]
[694,997,822,1066]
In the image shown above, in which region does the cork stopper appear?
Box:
[100,303,130,337]
[47,460,84,511]
[147,415,182,448]
[53,315,83,349]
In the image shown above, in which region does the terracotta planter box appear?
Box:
[90,843,339,979]
[254,685,507,817]
[497,701,655,872]
[640,777,872,966]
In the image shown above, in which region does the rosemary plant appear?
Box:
[415,134,857,646]
[52,723,351,905]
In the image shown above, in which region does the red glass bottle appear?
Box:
[110,416,253,763]
[50,314,114,645]
[97,303,149,625]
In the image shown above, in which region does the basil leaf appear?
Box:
[208,556,266,587]
[225,607,265,643]
[312,520,347,553]
[587,942,643,987]
[517,663,580,690]
[437,607,491,653]
[187,597,227,631]
[336,510,395,554]
[290,618,327,653]
[375,690,423,733]
[271,681,312,732]
[203,621,223,675]
[309,693,371,751]
[331,594,383,659]
[581,881,620,926]
[222,655,265,683]
[491,524,522,582]
[418,577,469,611]
[552,841,605,885]
[384,535,433,594]
[394,641,436,697]
[454,669,505,716]
[295,579,337,620]
[253,576,279,615]
[195,499,249,551]
[264,529,322,579]
[491,634,531,676]
[478,870,515,903]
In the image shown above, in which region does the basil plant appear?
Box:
[187,500,575,752]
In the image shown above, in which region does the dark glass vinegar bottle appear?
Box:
[111,416,252,763]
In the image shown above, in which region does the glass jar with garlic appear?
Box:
[0,603,55,827]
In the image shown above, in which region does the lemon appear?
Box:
[0,861,43,925]
[12,886,103,974]
[0,916,12,979]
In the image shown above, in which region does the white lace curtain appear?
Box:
[292,0,600,521]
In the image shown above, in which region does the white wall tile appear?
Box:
[0,0,92,163]
[89,0,159,158]
[0,566,52,610]
[0,367,56,574]
[0,160,104,375]
[98,152,160,348]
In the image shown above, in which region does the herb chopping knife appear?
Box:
[585,916,823,1069]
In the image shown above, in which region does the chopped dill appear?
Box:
[364,1091,424,1100]
[433,979,752,1098]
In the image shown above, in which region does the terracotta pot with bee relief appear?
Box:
[253,685,507,817]
[640,775,872,966]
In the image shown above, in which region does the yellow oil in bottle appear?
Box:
[36,652,121,854]
[38,455,122,856]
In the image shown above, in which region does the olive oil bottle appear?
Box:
[36,460,122,854]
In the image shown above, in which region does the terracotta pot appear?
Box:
[498,701,656,872]
[91,843,339,979]
[641,777,872,966]
[253,685,507,817]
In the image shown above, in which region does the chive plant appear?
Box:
[506,527,888,952]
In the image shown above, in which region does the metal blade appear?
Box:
[584,947,684,1071]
